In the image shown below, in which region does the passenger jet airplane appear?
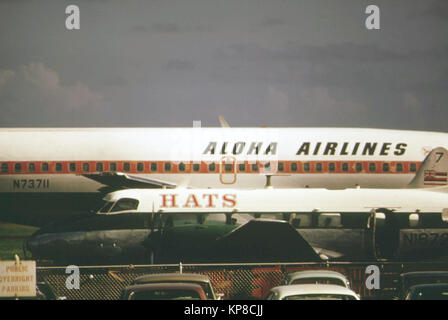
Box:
[1,127,447,224]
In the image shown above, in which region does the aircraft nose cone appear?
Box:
[25,232,42,253]
[25,231,72,261]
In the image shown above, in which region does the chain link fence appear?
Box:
[36,261,448,300]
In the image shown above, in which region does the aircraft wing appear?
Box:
[82,172,177,190]
[214,219,322,262]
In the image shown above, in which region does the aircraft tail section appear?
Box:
[408,147,448,188]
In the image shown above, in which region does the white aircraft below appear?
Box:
[98,185,448,217]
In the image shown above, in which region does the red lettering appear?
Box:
[222,194,236,208]
[203,194,218,208]
[161,194,178,208]
[183,194,201,208]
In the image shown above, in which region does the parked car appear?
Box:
[265,284,360,300]
[131,273,223,300]
[396,271,448,299]
[281,270,350,288]
[405,283,448,300]
[120,282,208,300]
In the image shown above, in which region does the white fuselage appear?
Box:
[1,127,447,194]
[101,187,448,215]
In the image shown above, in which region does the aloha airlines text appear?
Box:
[203,141,407,156]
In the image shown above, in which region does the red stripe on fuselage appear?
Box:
[0,160,421,175]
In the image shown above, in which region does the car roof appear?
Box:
[133,273,211,284]
[410,283,448,290]
[125,282,205,293]
[286,270,348,281]
[270,284,358,298]
[401,271,448,279]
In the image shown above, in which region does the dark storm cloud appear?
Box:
[209,41,448,106]
[0,0,447,130]
[258,17,285,27]
[292,43,404,61]
[418,0,448,20]
[151,22,181,33]
[102,75,128,86]
[209,40,448,129]
[215,42,448,63]
[163,59,196,71]
[130,24,150,33]
[131,22,210,36]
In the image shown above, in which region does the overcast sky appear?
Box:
[0,0,447,130]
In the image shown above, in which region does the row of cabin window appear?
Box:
[277,162,417,173]
[234,162,417,173]
[1,161,418,173]
[0,162,198,173]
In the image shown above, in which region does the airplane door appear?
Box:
[368,209,400,260]
[219,156,237,185]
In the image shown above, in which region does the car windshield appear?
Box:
[265,292,279,300]
[284,294,357,300]
[130,289,201,300]
[403,276,448,294]
[291,277,346,287]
